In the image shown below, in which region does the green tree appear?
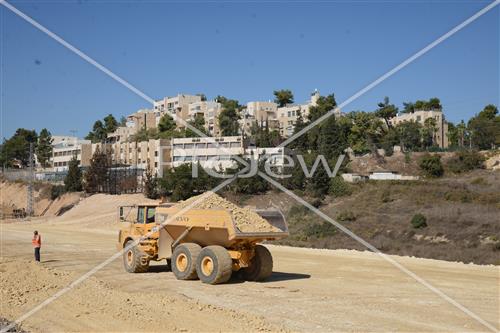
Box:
[318,116,349,160]
[119,116,127,126]
[375,97,398,129]
[103,114,118,134]
[84,147,110,193]
[185,114,207,137]
[64,156,83,192]
[144,165,159,199]
[347,111,383,154]
[402,102,415,114]
[273,89,294,107]
[307,94,337,123]
[0,128,38,167]
[289,110,308,152]
[158,113,176,133]
[307,93,337,149]
[419,154,444,178]
[36,128,53,168]
[423,117,437,148]
[427,98,442,110]
[468,104,499,149]
[217,96,241,136]
[85,120,107,143]
[159,164,195,201]
[397,121,422,151]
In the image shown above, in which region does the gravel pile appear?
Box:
[177,192,281,233]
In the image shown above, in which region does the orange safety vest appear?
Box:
[32,235,41,248]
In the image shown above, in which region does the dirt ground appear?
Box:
[1,192,499,333]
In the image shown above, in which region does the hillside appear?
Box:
[264,169,500,265]
[0,180,81,219]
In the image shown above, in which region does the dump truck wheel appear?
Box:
[123,240,149,273]
[242,245,273,281]
[172,243,201,280]
[196,246,232,284]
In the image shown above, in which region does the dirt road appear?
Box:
[1,219,498,333]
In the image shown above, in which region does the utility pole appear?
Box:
[27,142,34,217]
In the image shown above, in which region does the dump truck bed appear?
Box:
[156,207,288,248]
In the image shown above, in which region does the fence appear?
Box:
[1,166,145,194]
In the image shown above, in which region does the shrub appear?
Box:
[329,176,352,197]
[380,189,393,203]
[411,213,427,229]
[311,198,323,208]
[288,205,309,218]
[51,185,66,200]
[419,154,444,178]
[471,177,487,185]
[304,222,336,238]
[447,150,485,174]
[404,152,411,164]
[444,190,473,203]
[336,210,356,222]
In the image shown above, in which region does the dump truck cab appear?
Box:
[117,203,161,273]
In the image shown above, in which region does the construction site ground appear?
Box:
[1,194,499,332]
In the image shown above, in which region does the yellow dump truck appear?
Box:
[117,201,288,284]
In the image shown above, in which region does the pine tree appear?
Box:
[36,128,53,168]
[84,147,110,193]
[64,156,83,192]
[144,165,159,199]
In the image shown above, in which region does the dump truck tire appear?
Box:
[196,246,232,284]
[172,243,201,280]
[123,240,149,273]
[242,245,273,281]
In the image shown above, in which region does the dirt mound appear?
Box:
[0,181,82,219]
[178,192,281,233]
[55,193,156,229]
[0,258,280,332]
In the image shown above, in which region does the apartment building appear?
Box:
[126,109,157,132]
[52,137,92,172]
[170,136,244,170]
[106,126,137,144]
[92,139,171,177]
[154,94,202,128]
[246,101,278,123]
[389,110,449,148]
[245,147,288,170]
[276,104,310,137]
[188,100,223,135]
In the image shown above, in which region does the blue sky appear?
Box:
[1,0,498,138]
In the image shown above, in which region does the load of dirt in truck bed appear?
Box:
[177,192,281,233]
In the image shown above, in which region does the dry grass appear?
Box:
[269,169,500,265]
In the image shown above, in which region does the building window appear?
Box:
[155,151,158,156]
[154,162,158,167]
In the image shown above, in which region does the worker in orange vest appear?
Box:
[32,231,41,262]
